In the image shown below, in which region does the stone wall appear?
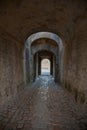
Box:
[0,0,86,111]
[63,19,87,105]
[0,28,24,105]
[31,41,58,56]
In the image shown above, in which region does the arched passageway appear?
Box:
[24,32,63,83]
[0,1,87,129]
[34,50,56,80]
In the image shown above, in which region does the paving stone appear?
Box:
[0,76,87,130]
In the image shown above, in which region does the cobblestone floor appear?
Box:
[0,76,87,130]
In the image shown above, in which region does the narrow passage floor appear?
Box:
[0,76,86,130]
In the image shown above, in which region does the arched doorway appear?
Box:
[34,50,56,81]
[24,32,63,83]
[41,59,50,75]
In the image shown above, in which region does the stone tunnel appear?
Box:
[0,0,87,130]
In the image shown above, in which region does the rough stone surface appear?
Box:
[63,20,87,105]
[0,76,87,130]
[0,28,24,105]
[0,0,86,42]
[31,38,58,56]
[0,0,87,121]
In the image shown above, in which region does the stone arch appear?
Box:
[24,32,64,83]
[33,50,56,81]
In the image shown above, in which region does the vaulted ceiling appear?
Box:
[0,0,87,43]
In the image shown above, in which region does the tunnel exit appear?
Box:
[41,59,50,75]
